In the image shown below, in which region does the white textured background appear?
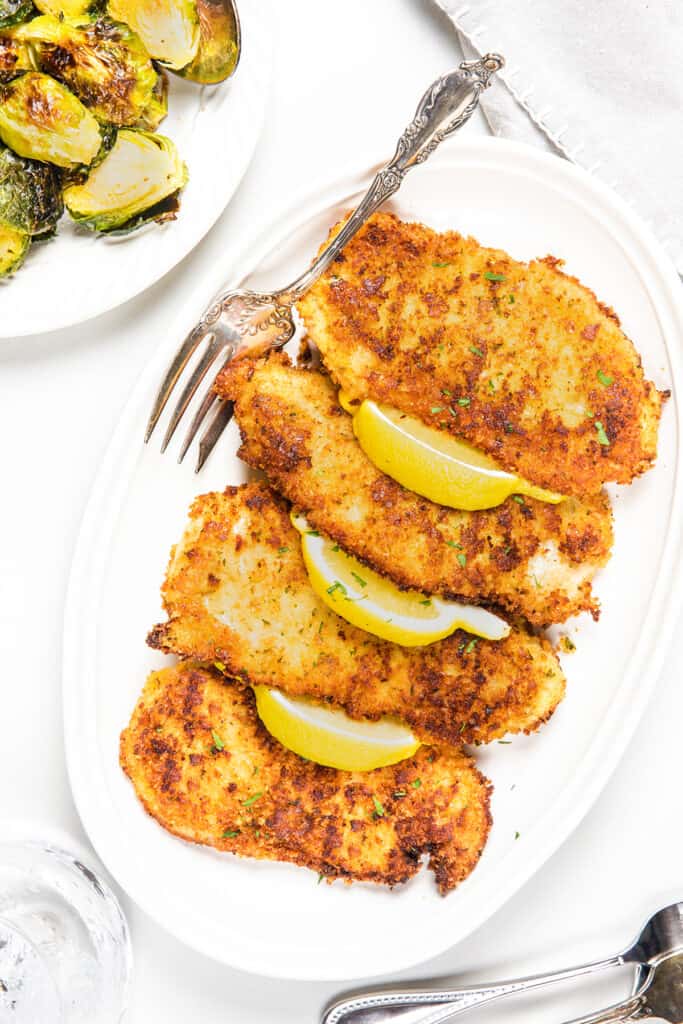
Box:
[0,2,681,1022]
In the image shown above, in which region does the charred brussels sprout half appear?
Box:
[175,0,239,84]
[0,145,63,276]
[15,15,168,128]
[64,128,187,233]
[0,71,101,167]
[0,0,34,30]
[107,0,198,69]
[0,31,33,81]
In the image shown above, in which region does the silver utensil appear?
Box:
[321,901,683,1024]
[145,53,504,471]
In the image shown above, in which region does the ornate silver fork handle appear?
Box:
[146,54,504,468]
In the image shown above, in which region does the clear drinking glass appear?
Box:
[0,839,131,1023]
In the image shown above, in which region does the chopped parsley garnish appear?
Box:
[512,495,524,505]
[457,552,467,568]
[488,379,496,392]
[594,421,610,446]
[432,260,452,267]
[222,829,240,838]
[419,598,432,606]
[350,571,367,589]
[457,397,471,407]
[485,271,506,282]
[331,544,340,552]
[445,540,463,549]
[326,580,347,597]
[278,546,289,554]
[464,638,478,655]
[306,529,320,537]
[498,740,511,745]
[441,388,452,397]
[430,405,444,414]
[211,730,224,751]
[242,792,263,807]
[213,661,226,673]
[317,873,324,884]
[514,831,520,840]
[469,345,484,357]
[372,796,385,817]
[532,574,541,589]
[597,369,613,387]
[411,778,422,789]
[508,294,515,304]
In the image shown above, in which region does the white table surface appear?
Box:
[1,2,682,1021]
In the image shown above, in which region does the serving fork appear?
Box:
[145,53,505,471]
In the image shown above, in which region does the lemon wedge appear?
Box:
[254,685,420,771]
[340,394,564,512]
[291,513,509,646]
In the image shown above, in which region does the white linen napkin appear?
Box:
[434,0,683,272]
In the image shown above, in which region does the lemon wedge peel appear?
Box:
[254,685,420,771]
[291,513,510,646]
[339,393,564,512]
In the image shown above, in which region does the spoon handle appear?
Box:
[322,955,623,1024]
[278,54,504,305]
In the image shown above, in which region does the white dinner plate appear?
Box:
[0,1,271,339]
[63,139,683,982]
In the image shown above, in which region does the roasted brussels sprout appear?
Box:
[0,144,63,276]
[0,30,33,80]
[0,0,34,30]
[15,15,168,128]
[0,71,101,167]
[107,0,199,69]
[64,128,187,233]
[175,0,239,84]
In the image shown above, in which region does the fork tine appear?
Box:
[177,351,234,464]
[145,325,208,443]
[195,398,235,473]
[160,333,222,453]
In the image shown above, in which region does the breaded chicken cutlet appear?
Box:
[297,212,666,497]
[147,483,566,748]
[216,354,613,627]
[120,663,492,893]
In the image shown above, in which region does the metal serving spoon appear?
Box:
[145,53,504,470]
[321,902,683,1024]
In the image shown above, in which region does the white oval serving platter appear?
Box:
[0,0,271,338]
[63,138,683,981]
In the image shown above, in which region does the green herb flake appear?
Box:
[457,552,467,568]
[488,379,496,392]
[498,740,512,745]
[213,661,226,672]
[485,271,506,282]
[326,580,348,597]
[432,260,452,267]
[277,546,289,555]
[464,638,478,655]
[222,829,240,838]
[469,345,484,358]
[350,571,367,589]
[514,831,520,840]
[331,544,340,552]
[317,873,324,884]
[457,397,471,407]
[594,420,610,446]
[211,730,224,751]
[306,530,320,537]
[508,294,515,304]
[419,598,432,606]
[372,796,385,817]
[441,388,452,397]
[512,495,525,505]
[597,370,613,387]
[533,574,541,589]
[430,406,444,414]
[445,540,463,549]
[242,792,263,807]
[411,778,422,789]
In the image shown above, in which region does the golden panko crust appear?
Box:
[120,663,493,894]
[296,212,666,497]
[147,482,566,748]
[217,353,613,627]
